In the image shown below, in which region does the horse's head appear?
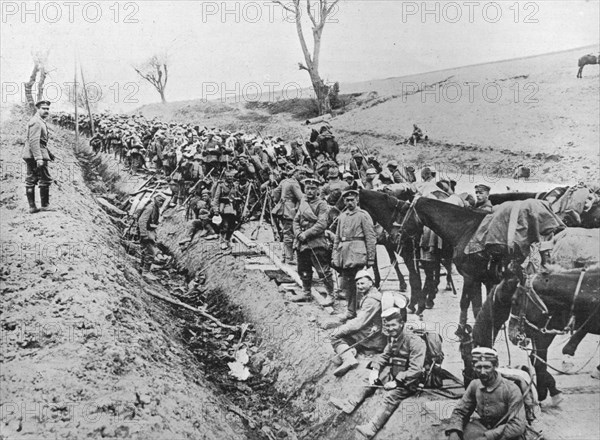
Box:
[398,197,422,240]
[508,272,549,345]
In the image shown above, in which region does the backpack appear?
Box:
[412,329,445,388]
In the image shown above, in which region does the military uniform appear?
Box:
[293,194,334,302]
[22,111,53,212]
[330,286,386,352]
[446,374,527,440]
[272,176,304,263]
[332,206,377,318]
[475,199,493,213]
[138,198,163,271]
[321,177,347,198]
[330,322,426,439]
[212,179,240,243]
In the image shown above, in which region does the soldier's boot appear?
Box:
[39,186,55,211]
[329,386,371,414]
[290,280,312,303]
[26,188,40,214]
[321,276,335,306]
[333,344,358,377]
[355,403,397,439]
[284,243,296,264]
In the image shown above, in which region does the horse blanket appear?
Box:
[464,199,565,259]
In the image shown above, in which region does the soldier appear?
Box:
[289,139,307,165]
[328,269,387,377]
[138,193,167,273]
[90,132,104,155]
[407,124,424,146]
[22,100,55,213]
[272,167,305,264]
[386,160,410,184]
[446,348,526,440]
[180,189,217,247]
[292,178,335,305]
[331,189,377,320]
[329,307,426,439]
[363,168,382,190]
[415,166,439,196]
[212,170,241,249]
[474,184,493,213]
[349,149,368,182]
[321,166,347,198]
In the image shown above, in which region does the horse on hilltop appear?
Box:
[577,53,599,78]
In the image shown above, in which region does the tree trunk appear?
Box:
[36,67,47,102]
[24,63,39,113]
[159,89,167,104]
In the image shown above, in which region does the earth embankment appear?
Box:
[0,107,244,440]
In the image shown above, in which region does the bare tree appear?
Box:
[274,0,340,115]
[133,53,169,104]
[24,49,51,113]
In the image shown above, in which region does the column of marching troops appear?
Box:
[50,111,530,440]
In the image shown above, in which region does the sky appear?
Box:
[1,0,598,112]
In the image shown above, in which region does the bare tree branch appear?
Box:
[133,54,169,104]
[273,0,295,14]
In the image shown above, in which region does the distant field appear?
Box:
[135,45,599,184]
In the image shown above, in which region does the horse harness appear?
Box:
[511,269,589,337]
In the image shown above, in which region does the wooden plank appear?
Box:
[245,264,279,271]
[97,197,127,216]
[233,231,334,312]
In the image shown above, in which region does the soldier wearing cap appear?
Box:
[446,348,526,440]
[212,170,241,249]
[386,160,410,184]
[138,193,168,272]
[22,99,55,213]
[180,189,216,247]
[330,307,426,439]
[363,168,382,190]
[321,166,346,198]
[474,184,493,213]
[328,269,387,377]
[272,167,305,263]
[291,178,335,304]
[349,150,369,183]
[331,189,377,320]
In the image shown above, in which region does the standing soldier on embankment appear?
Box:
[22,100,55,213]
[331,189,377,321]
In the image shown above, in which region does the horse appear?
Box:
[309,128,338,162]
[398,197,492,325]
[331,188,418,296]
[510,266,600,399]
[488,187,568,206]
[470,270,562,402]
[577,53,599,78]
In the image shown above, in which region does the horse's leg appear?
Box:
[532,334,561,405]
[421,260,437,311]
[402,242,422,313]
[386,244,407,292]
[372,252,382,289]
[459,276,481,329]
[563,328,589,357]
[442,245,454,291]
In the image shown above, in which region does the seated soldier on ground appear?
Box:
[180,189,218,247]
[329,307,426,440]
[406,124,425,146]
[326,270,387,377]
[446,347,527,440]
